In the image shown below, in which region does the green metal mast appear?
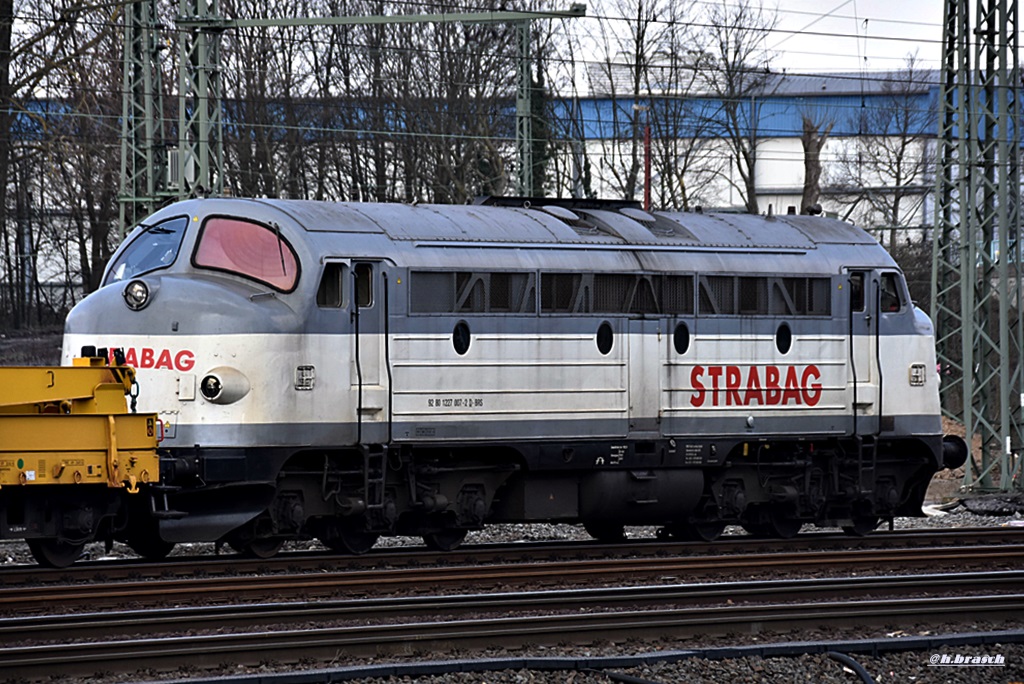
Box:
[118,0,169,234]
[177,0,224,200]
[515,20,533,196]
[931,0,1023,491]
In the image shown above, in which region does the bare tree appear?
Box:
[393,14,515,203]
[586,0,669,202]
[647,1,723,211]
[44,20,122,297]
[826,55,936,247]
[698,0,777,214]
[0,0,13,322]
[800,111,834,214]
[0,0,115,327]
[217,0,521,204]
[537,10,594,199]
[221,0,309,198]
[582,0,728,209]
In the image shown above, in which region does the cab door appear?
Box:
[628,317,661,437]
[847,269,880,429]
[349,261,390,444]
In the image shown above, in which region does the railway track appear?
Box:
[1,571,1022,680]
[0,526,1018,586]
[0,531,1019,681]
[5,570,1023,642]
[2,541,1023,613]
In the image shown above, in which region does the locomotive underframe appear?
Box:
[143,432,941,551]
[4,430,941,563]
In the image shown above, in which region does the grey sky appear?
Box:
[770,1,944,73]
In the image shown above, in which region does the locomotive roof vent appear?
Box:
[619,207,655,223]
[536,205,601,236]
[619,207,680,238]
[538,205,579,221]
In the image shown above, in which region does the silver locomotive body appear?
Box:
[63,197,965,555]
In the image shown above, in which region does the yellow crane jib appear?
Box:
[0,354,159,491]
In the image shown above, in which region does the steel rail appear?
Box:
[1,527,1017,585]
[2,543,1023,613]
[1,592,1021,679]
[2,570,1022,642]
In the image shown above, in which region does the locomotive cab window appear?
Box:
[880,273,904,312]
[106,216,189,286]
[316,263,345,308]
[354,263,373,308]
[849,272,866,312]
[193,217,300,292]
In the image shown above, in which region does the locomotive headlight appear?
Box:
[200,375,221,400]
[199,366,251,404]
[122,280,150,311]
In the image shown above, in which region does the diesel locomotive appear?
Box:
[36,196,966,564]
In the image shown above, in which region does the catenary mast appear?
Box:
[931,0,1023,491]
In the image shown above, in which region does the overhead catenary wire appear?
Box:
[8,0,992,105]
[7,0,970,78]
[5,0,1013,198]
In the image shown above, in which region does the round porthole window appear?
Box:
[453,321,471,355]
[597,321,614,355]
[673,322,690,355]
[776,323,792,355]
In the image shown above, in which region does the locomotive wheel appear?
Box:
[687,520,727,542]
[842,516,880,537]
[127,536,176,561]
[423,529,467,552]
[27,538,86,568]
[231,537,284,559]
[320,530,379,555]
[583,522,626,542]
[767,512,802,539]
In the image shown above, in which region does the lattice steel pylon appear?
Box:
[931,0,1024,491]
[515,20,533,196]
[119,0,169,235]
[119,0,221,236]
[177,0,224,200]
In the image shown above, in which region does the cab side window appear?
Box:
[316,263,345,308]
[880,273,904,312]
[354,263,373,308]
[849,272,866,313]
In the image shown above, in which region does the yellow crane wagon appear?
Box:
[0,351,160,567]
